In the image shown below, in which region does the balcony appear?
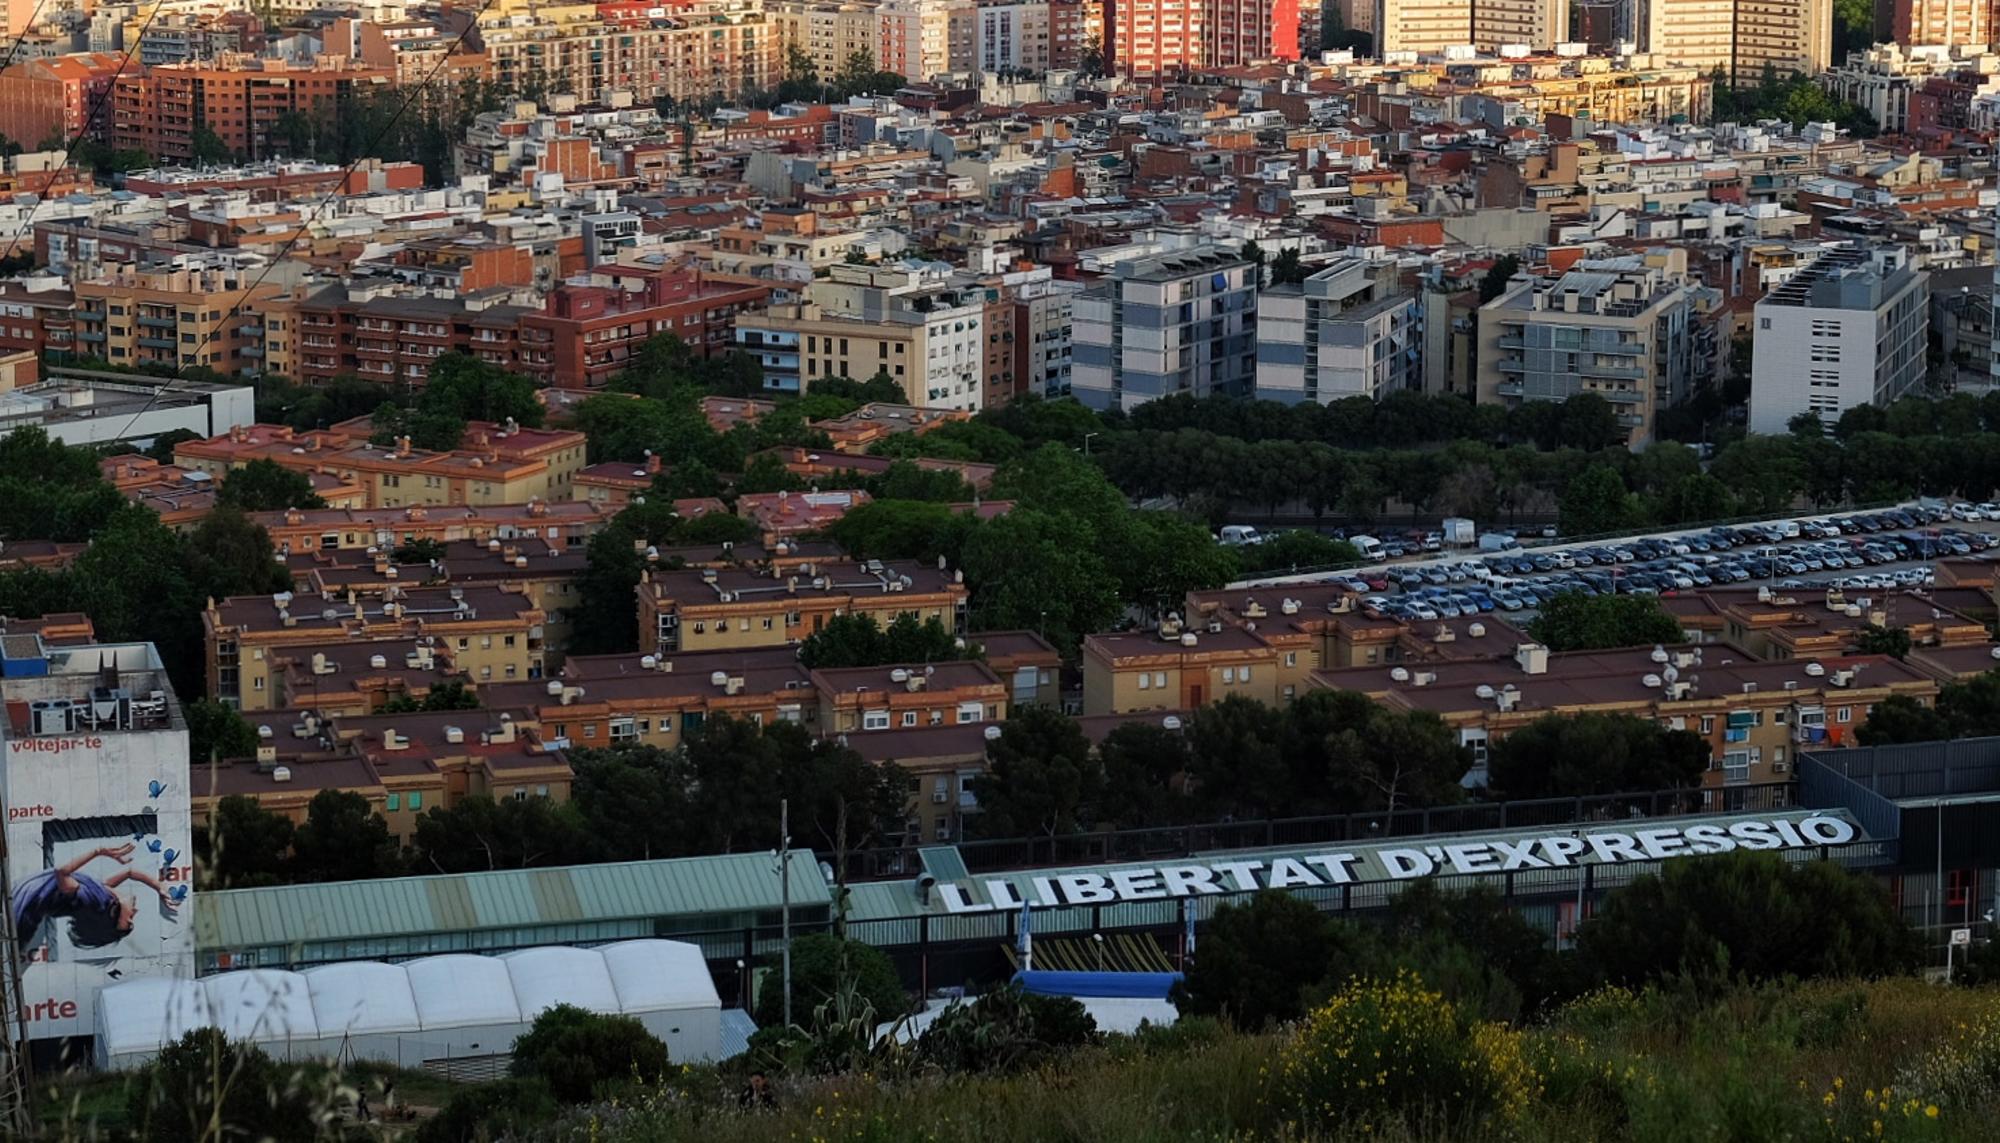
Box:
[1495,358,1524,374]
[136,335,177,350]
[137,314,176,329]
[1579,362,1647,381]
[1596,389,1645,404]
[75,330,104,343]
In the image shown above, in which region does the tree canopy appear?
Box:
[1527,592,1687,653]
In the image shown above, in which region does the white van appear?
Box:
[1349,534,1385,560]
[1218,525,1265,546]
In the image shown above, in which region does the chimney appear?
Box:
[1514,642,1548,676]
[396,435,411,457]
[646,452,662,474]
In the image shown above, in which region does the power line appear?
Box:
[89,0,509,445]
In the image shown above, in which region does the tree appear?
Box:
[567,744,704,861]
[1094,721,1194,828]
[182,507,292,601]
[967,705,1104,839]
[128,1029,317,1143]
[417,1079,558,1143]
[1855,694,1952,746]
[290,790,402,883]
[380,680,481,712]
[1170,891,1349,1030]
[961,507,1121,653]
[1185,695,1292,821]
[510,1004,670,1103]
[185,698,259,765]
[1240,240,1265,283]
[1853,624,1912,661]
[1935,670,2000,738]
[1485,712,1708,799]
[190,124,233,166]
[196,795,295,889]
[1558,464,1632,536]
[218,458,325,511]
[797,612,967,669]
[773,722,910,885]
[1299,690,1470,814]
[1268,248,1307,286]
[828,499,977,564]
[1233,530,1360,575]
[410,795,586,873]
[1528,592,1686,652]
[1478,254,1521,303]
[754,933,907,1026]
[1580,851,1920,987]
[913,984,1098,1075]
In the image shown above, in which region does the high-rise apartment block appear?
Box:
[1256,260,1422,405]
[1635,0,1831,86]
[1375,0,1569,54]
[1894,0,1988,46]
[1476,257,1705,445]
[1750,247,1928,435]
[1072,247,1258,411]
[1102,0,1298,76]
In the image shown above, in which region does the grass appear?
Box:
[540,979,2000,1143]
[36,1058,457,1140]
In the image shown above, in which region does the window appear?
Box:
[863,710,891,730]
[1138,674,1150,690]
[1836,706,1852,723]
[762,617,774,630]
[1221,667,1235,684]
[386,793,400,811]
[901,711,918,727]
[504,635,517,648]
[252,677,265,691]
[536,784,549,798]
[957,702,982,723]
[1240,666,1251,682]
[513,787,528,801]
[1284,652,1297,668]
[1153,671,1167,688]
[1699,715,1715,734]
[408,791,422,810]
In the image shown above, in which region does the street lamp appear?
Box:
[1081,432,1101,458]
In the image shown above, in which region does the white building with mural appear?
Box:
[0,635,192,1044]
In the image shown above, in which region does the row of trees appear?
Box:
[966,697,1707,839]
[199,718,909,887]
[1857,670,2000,746]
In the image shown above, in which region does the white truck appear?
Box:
[1348,534,1385,560]
[1217,525,1266,546]
[1441,517,1475,546]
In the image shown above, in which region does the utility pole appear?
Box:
[0,827,35,1137]
[779,798,794,1028]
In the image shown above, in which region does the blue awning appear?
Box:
[1013,970,1181,999]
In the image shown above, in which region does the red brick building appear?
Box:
[112,55,393,164]
[515,268,772,389]
[0,53,130,151]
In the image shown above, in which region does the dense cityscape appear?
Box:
[5,0,2000,1138]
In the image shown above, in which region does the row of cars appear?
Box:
[1338,505,1991,620]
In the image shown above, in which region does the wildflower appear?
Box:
[1926,1105,1940,1118]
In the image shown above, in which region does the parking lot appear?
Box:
[1238,505,2000,624]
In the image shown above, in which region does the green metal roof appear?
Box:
[195,849,831,950]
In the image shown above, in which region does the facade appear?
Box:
[773,1,883,83]
[111,55,395,164]
[734,263,988,411]
[0,368,254,449]
[975,2,1054,72]
[73,262,283,377]
[1892,0,1987,44]
[1476,257,1704,446]
[1635,0,1832,86]
[1071,247,1258,412]
[1256,260,1421,405]
[1011,269,1075,398]
[516,270,772,390]
[0,53,129,151]
[1105,0,1297,76]
[1749,246,1929,435]
[0,636,192,1041]
[637,560,969,657]
[479,0,776,110]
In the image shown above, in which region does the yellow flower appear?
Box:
[1926,1105,1940,1119]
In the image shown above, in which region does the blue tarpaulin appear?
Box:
[1012,970,1181,999]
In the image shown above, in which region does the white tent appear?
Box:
[599,940,723,1061]
[501,946,621,1022]
[91,941,727,1071]
[95,978,213,1071]
[300,961,422,1066]
[204,970,320,1060]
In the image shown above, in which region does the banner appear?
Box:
[937,812,1861,915]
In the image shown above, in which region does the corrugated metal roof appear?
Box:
[196,850,830,950]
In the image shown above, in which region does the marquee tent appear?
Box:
[93,939,723,1070]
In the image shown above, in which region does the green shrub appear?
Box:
[913,984,1099,1075]
[754,933,908,1027]
[1274,971,1534,1136]
[416,1077,559,1143]
[1171,890,1349,1030]
[510,1004,670,1103]
[127,1028,319,1143]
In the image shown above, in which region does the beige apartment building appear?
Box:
[1637,0,1831,86]
[772,0,883,82]
[73,263,281,376]
[204,586,549,710]
[478,0,776,108]
[1082,622,1315,716]
[638,559,969,657]
[812,661,1008,733]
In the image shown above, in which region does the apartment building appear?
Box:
[0,52,128,150]
[1082,620,1313,716]
[111,55,394,163]
[772,0,882,82]
[734,263,988,410]
[197,708,573,845]
[251,500,616,557]
[480,0,776,109]
[877,0,976,81]
[516,269,773,390]
[1716,586,1992,663]
[811,660,1008,732]
[1892,0,1987,45]
[204,585,549,710]
[486,646,816,755]
[265,639,465,718]
[638,559,969,656]
[1748,246,1928,435]
[975,2,1054,72]
[1102,0,1295,76]
[1071,246,1260,412]
[1006,266,1075,398]
[1256,259,1421,405]
[73,261,282,376]
[1476,257,1705,445]
[1634,0,1831,87]
[175,420,589,511]
[1316,641,1938,790]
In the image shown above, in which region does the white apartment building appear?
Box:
[1072,246,1258,412]
[1256,260,1422,404]
[1750,246,1928,435]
